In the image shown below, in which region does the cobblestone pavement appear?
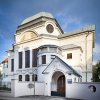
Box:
[0,95,81,100]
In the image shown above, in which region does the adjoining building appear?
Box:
[1,12,95,97]
[0,58,11,88]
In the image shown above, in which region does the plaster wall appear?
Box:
[67,82,100,100]
[59,32,94,82]
[11,79,44,97]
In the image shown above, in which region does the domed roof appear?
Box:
[21,12,54,25]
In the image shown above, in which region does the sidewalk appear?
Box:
[0,95,81,100]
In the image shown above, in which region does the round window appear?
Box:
[46,24,54,33]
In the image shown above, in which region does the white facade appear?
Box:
[0,58,11,88]
[3,12,95,97]
[0,64,3,75]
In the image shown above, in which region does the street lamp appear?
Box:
[28,69,37,97]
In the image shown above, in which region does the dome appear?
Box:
[21,12,54,25]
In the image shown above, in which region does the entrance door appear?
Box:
[57,75,65,93]
[51,71,65,97]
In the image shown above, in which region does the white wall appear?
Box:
[0,64,3,74]
[59,32,94,82]
[63,49,81,67]
[67,82,100,100]
[11,79,45,97]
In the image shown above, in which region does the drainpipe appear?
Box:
[85,32,89,82]
[34,73,35,97]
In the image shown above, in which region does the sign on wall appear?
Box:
[28,83,34,89]
[67,79,72,84]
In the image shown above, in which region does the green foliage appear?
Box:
[93,61,100,82]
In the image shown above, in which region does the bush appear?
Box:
[93,61,100,82]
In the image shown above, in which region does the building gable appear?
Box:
[42,56,81,77]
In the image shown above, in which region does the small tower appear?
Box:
[37,45,62,81]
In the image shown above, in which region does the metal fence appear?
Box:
[0,81,11,89]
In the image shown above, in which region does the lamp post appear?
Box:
[28,69,37,97]
[32,69,37,97]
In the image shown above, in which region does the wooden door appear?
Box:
[57,75,65,93]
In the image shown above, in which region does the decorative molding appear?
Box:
[20,31,38,42]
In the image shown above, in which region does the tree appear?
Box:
[93,61,100,82]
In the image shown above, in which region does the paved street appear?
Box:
[0,95,81,100]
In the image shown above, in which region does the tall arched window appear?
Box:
[25,74,30,81]
[19,75,22,81]
[32,74,37,81]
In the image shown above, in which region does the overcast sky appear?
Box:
[0,0,100,64]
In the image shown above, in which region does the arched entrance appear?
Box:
[51,71,65,97]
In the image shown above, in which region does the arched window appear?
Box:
[19,75,22,81]
[25,74,30,81]
[32,74,37,81]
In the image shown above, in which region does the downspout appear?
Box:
[85,32,89,82]
[34,73,35,97]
